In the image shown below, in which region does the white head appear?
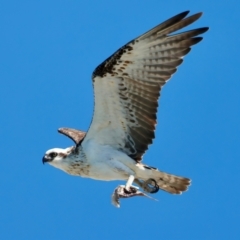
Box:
[42,147,74,170]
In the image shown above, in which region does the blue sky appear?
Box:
[0,0,239,239]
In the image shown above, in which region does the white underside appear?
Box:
[81,138,136,180]
[49,138,151,182]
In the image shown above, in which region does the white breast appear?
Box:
[81,138,135,181]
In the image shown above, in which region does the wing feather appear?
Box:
[83,11,208,161]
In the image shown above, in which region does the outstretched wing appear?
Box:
[83,11,208,161]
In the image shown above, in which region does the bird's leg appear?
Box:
[125,175,135,191]
[111,175,157,208]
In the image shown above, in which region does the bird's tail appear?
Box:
[136,165,191,194]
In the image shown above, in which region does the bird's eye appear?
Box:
[49,152,57,159]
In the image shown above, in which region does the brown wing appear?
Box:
[58,128,86,145]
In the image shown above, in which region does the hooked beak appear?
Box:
[42,156,51,164]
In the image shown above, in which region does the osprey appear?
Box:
[42,11,208,207]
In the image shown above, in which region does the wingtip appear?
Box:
[197,11,203,16]
[178,10,190,18]
[204,27,210,32]
[175,11,204,19]
[183,10,190,15]
[58,127,65,133]
[192,12,204,20]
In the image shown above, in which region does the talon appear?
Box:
[123,186,137,194]
[143,179,159,194]
[111,185,157,208]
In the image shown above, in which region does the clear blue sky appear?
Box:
[0,1,239,239]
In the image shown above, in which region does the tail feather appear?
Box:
[155,171,191,194]
[138,165,191,194]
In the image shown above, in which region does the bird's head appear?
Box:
[42,147,75,168]
[42,128,85,171]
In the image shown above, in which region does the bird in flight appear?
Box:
[42,11,208,207]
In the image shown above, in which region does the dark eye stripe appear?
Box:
[50,152,57,158]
